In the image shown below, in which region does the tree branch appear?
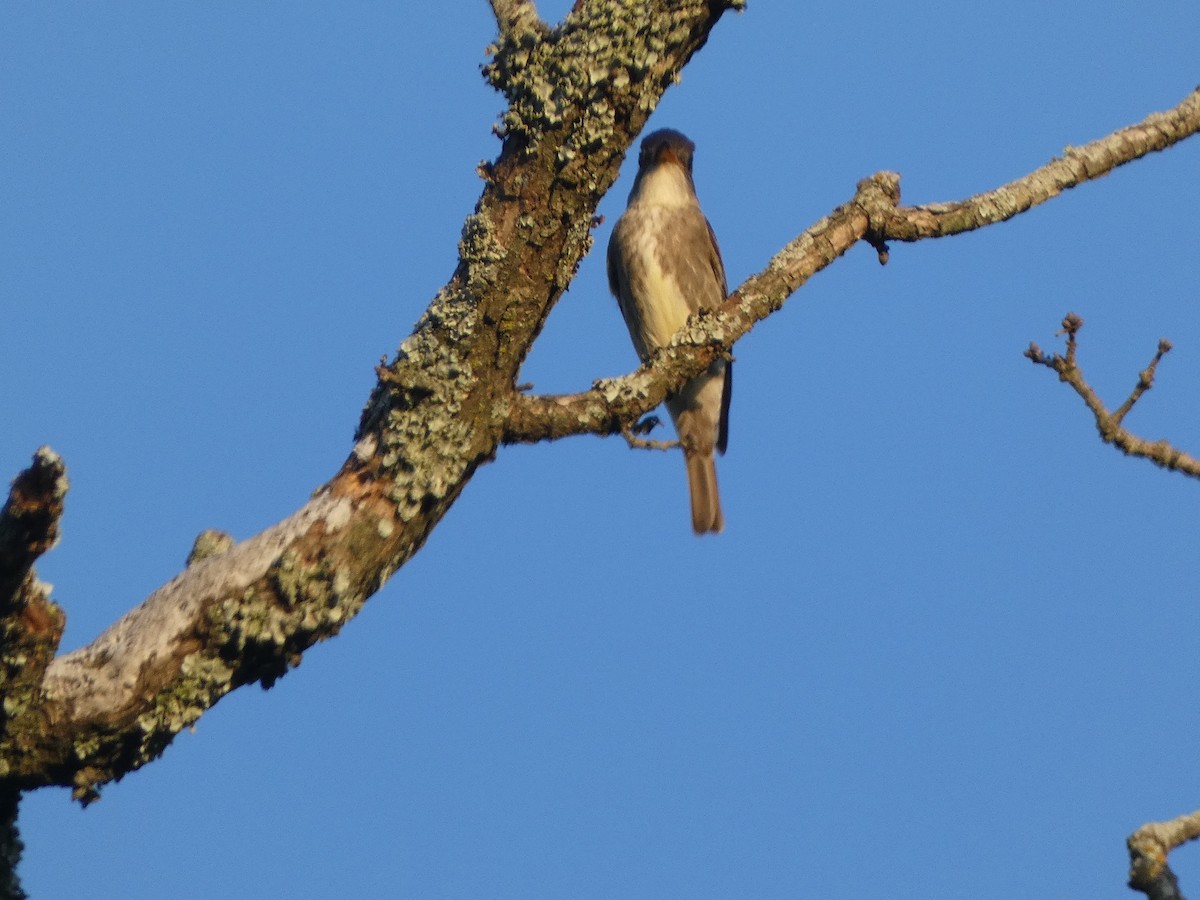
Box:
[3,0,1197,809]
[868,86,1200,244]
[1129,809,1200,899]
[0,448,66,607]
[1,0,739,800]
[488,0,545,44]
[0,784,23,900]
[0,450,66,791]
[503,87,1200,446]
[1025,313,1200,478]
[501,171,880,442]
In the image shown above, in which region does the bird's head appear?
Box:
[628,128,699,207]
[637,128,696,176]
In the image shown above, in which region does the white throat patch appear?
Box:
[631,163,695,209]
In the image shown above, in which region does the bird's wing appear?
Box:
[606,217,644,360]
[606,221,624,300]
[706,217,728,303]
[702,214,731,455]
[668,209,727,315]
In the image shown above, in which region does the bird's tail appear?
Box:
[685,452,724,535]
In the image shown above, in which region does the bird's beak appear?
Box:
[656,144,681,167]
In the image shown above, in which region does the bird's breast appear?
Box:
[613,207,695,355]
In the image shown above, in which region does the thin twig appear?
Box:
[1025,315,1200,478]
[621,428,678,452]
[1113,339,1174,425]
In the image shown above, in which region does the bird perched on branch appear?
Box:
[607,128,731,534]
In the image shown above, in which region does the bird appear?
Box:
[607,128,731,534]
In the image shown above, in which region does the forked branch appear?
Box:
[1025,313,1200,478]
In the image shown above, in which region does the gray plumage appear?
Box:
[606,129,731,534]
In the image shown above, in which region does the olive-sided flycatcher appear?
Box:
[607,129,731,534]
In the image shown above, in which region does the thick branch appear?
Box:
[0,450,66,790]
[0,448,66,606]
[0,785,22,900]
[3,0,737,801]
[1025,314,1200,478]
[1129,809,1200,899]
[5,9,1196,808]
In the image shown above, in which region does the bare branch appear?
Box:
[870,87,1200,243]
[1025,315,1200,478]
[504,89,1200,444]
[1129,809,1200,899]
[1113,338,1174,426]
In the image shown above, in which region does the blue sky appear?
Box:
[4,3,1200,897]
